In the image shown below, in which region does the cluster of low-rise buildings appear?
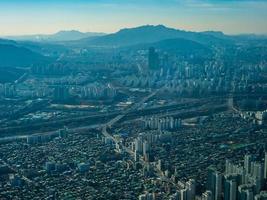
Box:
[0,130,150,199]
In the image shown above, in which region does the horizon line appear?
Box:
[1,24,267,38]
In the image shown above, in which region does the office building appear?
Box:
[148,47,159,70]
[207,167,222,200]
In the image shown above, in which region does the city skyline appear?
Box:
[0,0,267,36]
[1,1,267,199]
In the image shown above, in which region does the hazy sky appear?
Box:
[0,0,267,36]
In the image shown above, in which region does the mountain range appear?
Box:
[1,25,267,70]
[0,41,50,68]
[78,25,230,47]
[4,30,106,42]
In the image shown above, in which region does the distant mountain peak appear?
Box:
[57,30,81,33]
[201,31,225,37]
[82,24,229,47]
[54,30,78,34]
[118,24,175,33]
[4,30,106,42]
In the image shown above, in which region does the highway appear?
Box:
[99,89,161,157]
[99,88,179,186]
[0,92,231,137]
[0,90,230,188]
[0,88,159,142]
[0,93,228,143]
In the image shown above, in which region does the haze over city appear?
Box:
[1,0,267,200]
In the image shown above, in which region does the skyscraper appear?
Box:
[224,175,238,200]
[135,137,143,154]
[252,162,264,193]
[148,47,159,70]
[229,179,237,200]
[238,184,254,200]
[181,189,187,200]
[186,179,196,200]
[207,167,222,200]
[264,152,267,179]
[244,155,252,174]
